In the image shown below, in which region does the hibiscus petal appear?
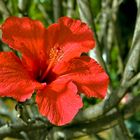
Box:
[36,79,83,126]
[53,56,109,98]
[1,16,47,76]
[45,16,95,65]
[0,52,43,102]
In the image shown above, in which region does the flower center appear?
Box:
[40,52,57,81]
[40,44,62,82]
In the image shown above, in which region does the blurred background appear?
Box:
[0,0,140,140]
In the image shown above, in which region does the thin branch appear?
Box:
[0,0,10,19]
[66,0,74,17]
[53,0,62,22]
[0,120,51,139]
[124,72,140,88]
[116,107,131,140]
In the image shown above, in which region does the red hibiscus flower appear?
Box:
[0,16,109,126]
